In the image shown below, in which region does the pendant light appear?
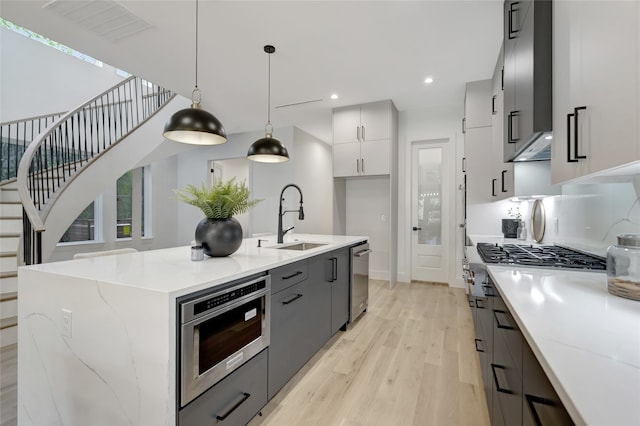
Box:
[163,0,226,145]
[247,45,290,163]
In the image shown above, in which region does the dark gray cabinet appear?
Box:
[503,0,552,161]
[472,276,575,426]
[268,248,351,400]
[179,349,268,426]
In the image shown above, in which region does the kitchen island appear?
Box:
[17,234,366,426]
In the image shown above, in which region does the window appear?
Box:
[117,170,133,238]
[58,197,102,244]
[142,166,152,237]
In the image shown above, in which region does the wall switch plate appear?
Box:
[62,309,72,338]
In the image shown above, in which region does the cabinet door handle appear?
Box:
[508,2,519,40]
[462,117,466,134]
[333,258,338,281]
[508,111,520,143]
[482,284,495,297]
[474,338,484,352]
[475,299,485,309]
[492,178,497,197]
[492,95,497,115]
[362,125,365,141]
[501,67,504,90]
[215,392,251,421]
[282,270,303,280]
[501,170,508,193]
[282,293,303,305]
[525,394,556,426]
[462,157,466,173]
[357,126,361,141]
[567,112,577,162]
[574,106,587,159]
[361,158,365,174]
[494,309,515,330]
[491,363,513,394]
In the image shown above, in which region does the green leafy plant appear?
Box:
[175,178,262,219]
[507,206,522,220]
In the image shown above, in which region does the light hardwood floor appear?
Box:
[0,280,489,426]
[249,280,490,426]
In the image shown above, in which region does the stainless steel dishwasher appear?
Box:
[350,242,371,323]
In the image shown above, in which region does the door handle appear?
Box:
[412,226,422,231]
[492,95,497,115]
[492,178,497,197]
[501,170,508,193]
[508,111,520,143]
[508,1,519,40]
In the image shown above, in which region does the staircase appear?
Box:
[0,77,177,344]
[0,181,19,348]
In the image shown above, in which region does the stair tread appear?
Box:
[0,291,17,302]
[0,316,18,330]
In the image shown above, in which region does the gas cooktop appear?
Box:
[476,243,607,271]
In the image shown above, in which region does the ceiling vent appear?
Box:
[42,0,152,43]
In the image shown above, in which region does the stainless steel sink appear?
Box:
[273,242,328,251]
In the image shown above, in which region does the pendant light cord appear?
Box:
[267,50,271,125]
[195,0,199,89]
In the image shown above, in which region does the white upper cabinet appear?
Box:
[552,0,639,184]
[333,101,392,145]
[332,100,397,177]
[491,47,515,201]
[464,80,493,130]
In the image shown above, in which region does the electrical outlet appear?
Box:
[62,309,72,338]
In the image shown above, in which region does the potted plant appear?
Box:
[175,178,262,257]
[502,206,521,239]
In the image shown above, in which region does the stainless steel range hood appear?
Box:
[512,132,553,162]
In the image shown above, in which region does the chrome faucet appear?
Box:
[277,184,304,244]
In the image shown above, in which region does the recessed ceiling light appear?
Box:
[331,94,339,100]
[424,77,434,84]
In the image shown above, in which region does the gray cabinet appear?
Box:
[179,349,268,426]
[503,0,552,161]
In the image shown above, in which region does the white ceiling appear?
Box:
[1,0,503,143]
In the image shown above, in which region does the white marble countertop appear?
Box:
[20,234,367,297]
[487,265,640,426]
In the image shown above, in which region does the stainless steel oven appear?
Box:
[179,274,270,407]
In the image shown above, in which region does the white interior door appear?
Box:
[411,140,450,283]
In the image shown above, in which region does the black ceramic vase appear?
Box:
[195,217,243,257]
[502,219,520,239]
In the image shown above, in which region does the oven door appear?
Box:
[180,288,270,407]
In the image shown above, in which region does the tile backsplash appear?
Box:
[468,176,640,252]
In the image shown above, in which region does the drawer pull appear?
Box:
[490,363,513,394]
[468,299,474,308]
[475,299,485,309]
[474,338,484,353]
[494,309,515,330]
[525,394,556,426]
[282,271,303,280]
[282,293,303,305]
[215,392,250,421]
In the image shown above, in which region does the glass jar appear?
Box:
[606,234,640,301]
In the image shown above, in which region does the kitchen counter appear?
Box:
[487,265,640,426]
[17,234,367,426]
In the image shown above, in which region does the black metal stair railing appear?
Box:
[0,112,65,182]
[17,76,175,264]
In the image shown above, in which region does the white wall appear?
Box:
[0,27,123,122]
[397,104,464,285]
[175,126,333,245]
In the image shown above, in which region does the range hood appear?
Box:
[512,132,553,162]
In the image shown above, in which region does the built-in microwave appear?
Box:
[178,274,270,407]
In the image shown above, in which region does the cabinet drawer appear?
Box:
[270,259,308,294]
[179,349,267,426]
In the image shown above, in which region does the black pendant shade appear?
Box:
[163,105,227,145]
[247,44,290,163]
[247,134,289,163]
